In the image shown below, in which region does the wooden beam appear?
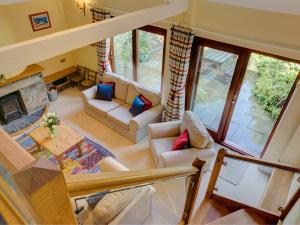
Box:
[0,0,187,74]
[66,166,199,197]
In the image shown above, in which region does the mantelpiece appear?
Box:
[0,64,44,88]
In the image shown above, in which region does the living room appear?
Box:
[0,0,300,225]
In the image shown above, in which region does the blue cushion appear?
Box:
[129,96,145,116]
[96,84,113,101]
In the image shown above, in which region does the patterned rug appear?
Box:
[16,131,115,175]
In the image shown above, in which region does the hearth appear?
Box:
[0,92,24,124]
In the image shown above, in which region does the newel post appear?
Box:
[13,158,77,225]
[181,158,206,225]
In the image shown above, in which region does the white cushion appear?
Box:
[180,111,213,149]
[88,99,123,117]
[104,72,129,102]
[94,188,141,225]
[107,104,133,130]
[126,82,161,106]
[150,137,176,166]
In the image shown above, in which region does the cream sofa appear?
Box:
[149,111,215,171]
[76,157,154,225]
[82,72,163,143]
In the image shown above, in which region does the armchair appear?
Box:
[148,111,215,171]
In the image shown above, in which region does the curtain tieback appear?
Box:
[170,87,185,101]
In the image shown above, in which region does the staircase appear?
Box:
[205,209,269,225]
[189,149,300,225]
[191,198,273,225]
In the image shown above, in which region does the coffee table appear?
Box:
[29,124,84,170]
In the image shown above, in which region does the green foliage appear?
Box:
[252,54,299,119]
[114,32,132,64]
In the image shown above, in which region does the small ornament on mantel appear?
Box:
[43,112,60,138]
[0,74,6,84]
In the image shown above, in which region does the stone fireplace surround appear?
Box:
[0,73,49,118]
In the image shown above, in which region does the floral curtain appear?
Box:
[92,8,112,80]
[162,25,194,121]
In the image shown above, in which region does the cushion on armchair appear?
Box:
[172,129,189,151]
[180,111,213,149]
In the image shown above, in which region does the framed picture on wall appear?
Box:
[29,11,51,32]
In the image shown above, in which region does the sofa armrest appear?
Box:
[159,147,215,168]
[82,85,97,102]
[148,120,181,140]
[98,157,129,172]
[130,105,163,132]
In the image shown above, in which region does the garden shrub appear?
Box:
[253,54,300,119]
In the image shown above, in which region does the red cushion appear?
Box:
[139,94,152,111]
[100,81,115,98]
[172,129,189,151]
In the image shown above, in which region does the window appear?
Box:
[186,37,300,157]
[112,31,133,80]
[111,25,167,92]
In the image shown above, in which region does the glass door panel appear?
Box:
[113,31,133,80]
[193,47,239,132]
[225,53,300,156]
[137,30,164,92]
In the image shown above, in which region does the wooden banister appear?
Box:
[66,166,199,197]
[206,149,226,198]
[224,152,300,173]
[280,187,300,220]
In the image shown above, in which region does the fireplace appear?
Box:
[0,73,49,125]
[0,92,24,124]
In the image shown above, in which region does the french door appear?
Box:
[186,37,300,157]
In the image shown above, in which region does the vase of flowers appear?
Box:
[43,112,60,138]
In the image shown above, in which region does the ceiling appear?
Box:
[207,0,300,16]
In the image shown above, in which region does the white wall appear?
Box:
[0,0,75,76]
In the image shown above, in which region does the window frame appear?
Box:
[186,36,300,158]
[110,25,167,93]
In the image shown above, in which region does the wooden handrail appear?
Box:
[224,152,300,173]
[66,166,199,197]
[280,187,300,220]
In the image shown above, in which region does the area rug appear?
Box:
[16,132,115,175]
[3,107,45,134]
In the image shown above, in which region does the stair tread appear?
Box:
[191,198,233,225]
[205,209,270,225]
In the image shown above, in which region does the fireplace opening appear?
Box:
[0,92,24,125]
